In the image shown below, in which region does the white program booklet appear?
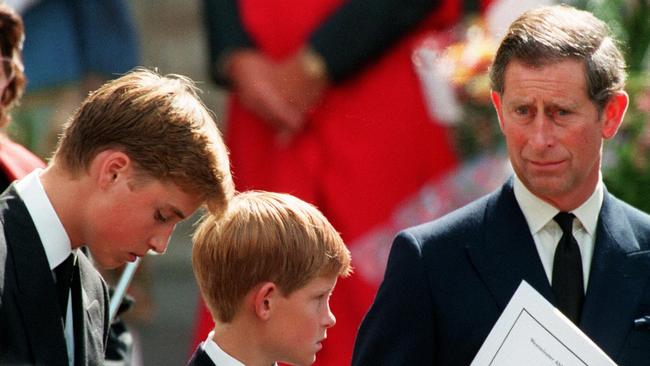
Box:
[471,280,617,366]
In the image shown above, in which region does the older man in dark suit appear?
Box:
[352,5,650,366]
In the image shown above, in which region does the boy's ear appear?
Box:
[93,150,132,189]
[253,282,277,321]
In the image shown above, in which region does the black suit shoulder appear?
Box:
[609,194,650,250]
[187,345,217,366]
[400,187,495,252]
[0,186,34,297]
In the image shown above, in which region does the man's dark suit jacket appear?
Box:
[187,346,216,366]
[352,179,650,365]
[0,187,110,365]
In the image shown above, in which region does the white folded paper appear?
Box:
[471,280,616,366]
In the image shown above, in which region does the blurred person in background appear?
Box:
[7,0,140,158]
[0,3,44,185]
[193,0,492,364]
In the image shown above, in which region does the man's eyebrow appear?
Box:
[505,97,534,106]
[548,100,579,110]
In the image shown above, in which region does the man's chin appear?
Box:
[524,176,569,197]
[528,179,571,203]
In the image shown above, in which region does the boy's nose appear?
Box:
[325,308,336,328]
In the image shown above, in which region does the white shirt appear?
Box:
[202,330,246,366]
[201,330,278,366]
[513,174,603,292]
[15,168,76,366]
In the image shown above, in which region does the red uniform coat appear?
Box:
[195,1,463,364]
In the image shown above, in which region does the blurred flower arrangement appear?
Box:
[413,16,502,160]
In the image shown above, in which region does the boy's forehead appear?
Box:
[305,274,338,291]
[280,274,338,298]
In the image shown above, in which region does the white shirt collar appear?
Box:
[202,330,247,366]
[202,330,278,366]
[14,168,72,270]
[513,174,603,236]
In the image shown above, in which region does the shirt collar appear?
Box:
[513,174,603,236]
[202,330,278,366]
[14,168,72,270]
[202,330,247,366]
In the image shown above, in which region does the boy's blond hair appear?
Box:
[192,191,352,323]
[52,68,233,215]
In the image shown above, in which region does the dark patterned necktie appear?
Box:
[552,212,584,324]
[55,254,75,322]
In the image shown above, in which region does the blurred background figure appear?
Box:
[0,3,44,190]
[192,0,495,364]
[6,0,140,158]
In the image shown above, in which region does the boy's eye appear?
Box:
[155,210,168,223]
[316,292,333,303]
[315,293,327,302]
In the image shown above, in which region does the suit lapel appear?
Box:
[5,191,69,364]
[466,180,554,311]
[580,194,650,358]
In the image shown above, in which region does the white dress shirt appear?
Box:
[201,330,278,366]
[15,168,76,366]
[513,174,603,292]
[202,330,246,366]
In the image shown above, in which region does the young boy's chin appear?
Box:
[284,350,318,366]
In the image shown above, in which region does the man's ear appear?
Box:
[93,150,132,189]
[601,91,629,139]
[253,282,277,321]
[491,90,505,131]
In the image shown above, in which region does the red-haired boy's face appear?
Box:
[267,274,338,366]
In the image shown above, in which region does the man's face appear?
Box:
[492,59,624,210]
[269,275,338,366]
[84,176,202,269]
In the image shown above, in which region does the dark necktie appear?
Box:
[552,212,584,324]
[55,254,75,321]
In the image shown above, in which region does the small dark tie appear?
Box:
[552,212,584,324]
[55,254,75,321]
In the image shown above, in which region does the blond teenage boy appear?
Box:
[190,191,352,366]
[0,68,233,365]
